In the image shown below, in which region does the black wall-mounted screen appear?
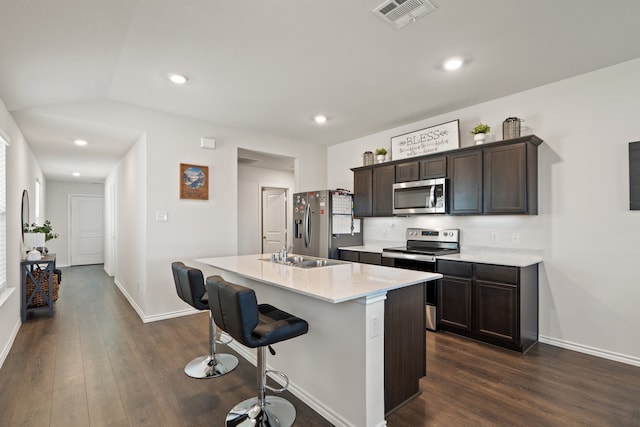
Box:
[630,141,640,210]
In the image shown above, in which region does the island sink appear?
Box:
[263,255,347,268]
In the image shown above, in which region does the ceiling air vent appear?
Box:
[373,0,437,29]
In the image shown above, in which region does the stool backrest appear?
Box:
[171,262,208,310]
[206,275,259,347]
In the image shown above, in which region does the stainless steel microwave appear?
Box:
[393,178,447,214]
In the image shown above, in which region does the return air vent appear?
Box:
[373,0,437,29]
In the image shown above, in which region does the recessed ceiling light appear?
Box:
[168,73,189,84]
[74,139,88,146]
[72,172,81,177]
[314,115,328,124]
[443,57,464,71]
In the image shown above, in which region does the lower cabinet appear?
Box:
[339,249,395,266]
[438,276,472,332]
[436,259,538,353]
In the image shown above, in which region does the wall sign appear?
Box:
[391,119,460,160]
[180,163,209,200]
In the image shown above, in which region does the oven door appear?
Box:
[393,178,447,215]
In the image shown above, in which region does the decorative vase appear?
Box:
[474,133,486,145]
[376,155,386,163]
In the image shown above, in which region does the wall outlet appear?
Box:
[490,232,499,244]
[370,315,380,338]
[511,233,520,245]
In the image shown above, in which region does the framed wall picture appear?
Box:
[391,119,460,160]
[180,163,209,200]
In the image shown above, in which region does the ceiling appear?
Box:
[2,0,640,183]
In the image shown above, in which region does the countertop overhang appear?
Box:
[195,254,441,304]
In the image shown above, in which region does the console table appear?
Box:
[20,253,57,322]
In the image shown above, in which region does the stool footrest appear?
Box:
[265,369,289,393]
[215,331,233,345]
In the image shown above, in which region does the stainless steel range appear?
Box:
[382,228,460,265]
[382,228,460,331]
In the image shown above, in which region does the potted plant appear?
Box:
[470,123,491,145]
[23,220,59,254]
[375,148,388,163]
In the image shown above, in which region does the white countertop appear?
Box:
[195,254,441,304]
[340,244,543,267]
[438,248,543,267]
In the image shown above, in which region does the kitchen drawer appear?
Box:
[437,260,472,278]
[339,250,360,262]
[359,252,382,265]
[475,264,518,284]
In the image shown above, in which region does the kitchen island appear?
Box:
[194,254,441,427]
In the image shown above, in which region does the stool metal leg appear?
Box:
[184,312,239,379]
[225,347,296,427]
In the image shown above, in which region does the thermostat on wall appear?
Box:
[200,137,216,150]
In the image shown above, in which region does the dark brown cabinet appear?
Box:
[338,249,360,262]
[484,142,538,214]
[384,283,425,415]
[395,161,419,182]
[353,169,373,217]
[449,136,541,215]
[373,164,395,216]
[448,150,483,214]
[437,259,473,331]
[436,259,538,353]
[438,276,472,331]
[420,155,447,179]
[352,164,395,217]
[339,249,394,266]
[352,136,542,217]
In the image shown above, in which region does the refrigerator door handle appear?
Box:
[304,203,312,248]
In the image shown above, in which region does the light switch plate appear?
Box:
[156,211,168,222]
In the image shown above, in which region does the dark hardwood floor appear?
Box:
[1,265,639,426]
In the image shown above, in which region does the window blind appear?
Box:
[0,133,7,292]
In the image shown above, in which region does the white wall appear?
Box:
[50,101,327,321]
[105,133,147,315]
[45,181,104,267]
[328,58,640,365]
[0,97,45,368]
[237,163,295,255]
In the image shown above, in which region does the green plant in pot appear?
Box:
[375,148,388,162]
[23,220,59,253]
[470,123,491,145]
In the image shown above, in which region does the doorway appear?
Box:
[261,187,288,254]
[69,195,105,265]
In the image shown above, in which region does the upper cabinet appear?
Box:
[483,142,538,214]
[448,150,483,215]
[420,155,447,180]
[395,161,419,183]
[352,135,543,217]
[353,169,373,217]
[353,164,395,217]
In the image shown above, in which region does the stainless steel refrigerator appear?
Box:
[292,190,363,259]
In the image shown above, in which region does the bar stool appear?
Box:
[171,262,239,378]
[205,275,309,427]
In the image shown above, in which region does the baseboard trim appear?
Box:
[112,278,198,323]
[539,335,640,368]
[0,317,21,370]
[228,341,356,427]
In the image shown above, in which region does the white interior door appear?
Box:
[70,195,104,266]
[262,188,287,254]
